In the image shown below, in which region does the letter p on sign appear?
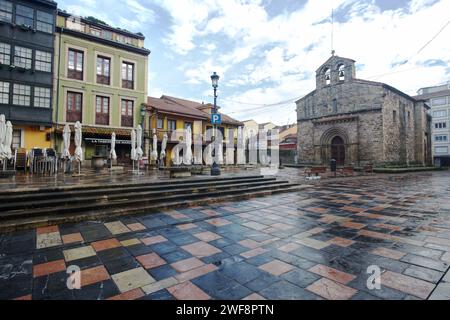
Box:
[211,114,222,125]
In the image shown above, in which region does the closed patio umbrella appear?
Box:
[151,133,158,161]
[62,124,71,159]
[237,126,245,165]
[136,125,143,161]
[130,129,136,160]
[184,126,192,165]
[61,124,71,173]
[4,121,13,160]
[110,132,117,169]
[74,121,83,174]
[160,133,168,163]
[0,114,6,162]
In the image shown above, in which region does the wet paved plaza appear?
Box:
[1,171,450,300]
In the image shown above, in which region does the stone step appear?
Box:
[0,174,265,196]
[0,184,306,232]
[0,176,275,203]
[0,180,294,220]
[0,178,282,211]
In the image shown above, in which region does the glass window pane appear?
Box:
[0,0,12,22]
[0,81,9,104]
[0,42,10,65]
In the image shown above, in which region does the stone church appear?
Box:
[296,54,432,166]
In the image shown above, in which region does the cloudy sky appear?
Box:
[57,0,450,125]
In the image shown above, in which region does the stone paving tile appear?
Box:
[306,278,357,300]
[400,254,449,272]
[295,237,330,250]
[91,238,122,252]
[111,267,155,293]
[142,277,179,295]
[33,259,66,278]
[168,281,210,300]
[36,226,59,235]
[61,233,84,245]
[63,246,96,262]
[177,223,197,230]
[403,265,444,284]
[120,238,141,247]
[260,280,321,300]
[381,270,435,299]
[238,239,260,249]
[281,268,321,288]
[36,232,62,249]
[141,235,168,246]
[259,260,294,276]
[174,264,218,283]
[371,247,406,260]
[182,241,222,258]
[108,288,145,300]
[80,265,110,287]
[170,257,204,273]
[193,231,221,242]
[308,264,356,285]
[206,218,232,227]
[136,253,166,270]
[240,247,268,259]
[104,221,131,235]
[327,237,355,247]
[127,223,146,232]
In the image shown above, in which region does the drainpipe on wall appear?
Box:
[54,29,62,152]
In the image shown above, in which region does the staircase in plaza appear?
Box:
[0,175,303,232]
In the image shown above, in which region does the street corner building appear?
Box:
[296,54,433,167]
[145,95,243,167]
[52,9,150,165]
[0,0,57,150]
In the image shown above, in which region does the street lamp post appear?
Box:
[210,72,221,176]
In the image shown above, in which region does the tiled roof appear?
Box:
[147,97,208,120]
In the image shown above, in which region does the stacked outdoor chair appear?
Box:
[14,148,27,171]
[44,148,58,174]
[29,148,45,174]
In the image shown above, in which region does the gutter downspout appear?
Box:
[54,28,62,152]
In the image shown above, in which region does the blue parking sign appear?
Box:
[211,113,222,125]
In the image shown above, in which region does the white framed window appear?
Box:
[432,97,447,106]
[12,84,31,106]
[14,46,32,69]
[433,110,447,118]
[0,0,13,22]
[435,135,448,142]
[34,87,50,108]
[0,81,9,104]
[35,50,51,72]
[0,42,10,65]
[36,10,53,33]
[90,27,101,37]
[435,122,447,129]
[435,146,449,154]
[15,4,34,27]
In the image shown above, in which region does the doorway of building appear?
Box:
[331,136,345,165]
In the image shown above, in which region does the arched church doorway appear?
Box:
[331,136,345,165]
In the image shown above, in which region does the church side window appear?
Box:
[324,68,331,85]
[332,99,337,113]
[338,64,345,81]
